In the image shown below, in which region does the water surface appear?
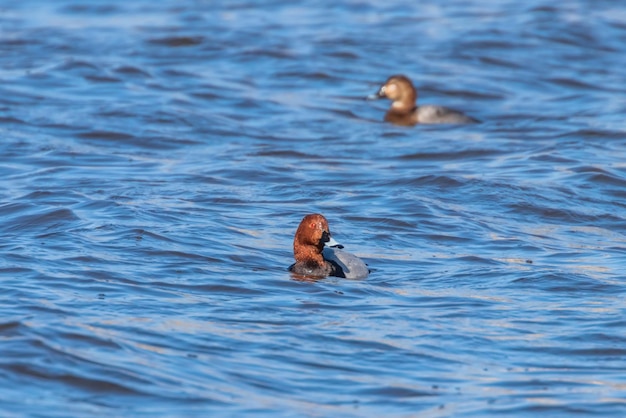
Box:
[1,0,626,416]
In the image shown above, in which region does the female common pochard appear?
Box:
[368,74,479,125]
[289,213,369,280]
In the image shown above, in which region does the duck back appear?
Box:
[323,247,369,279]
[416,105,479,124]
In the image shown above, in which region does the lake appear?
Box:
[1,0,625,416]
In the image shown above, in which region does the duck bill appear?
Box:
[366,87,385,101]
[325,236,344,249]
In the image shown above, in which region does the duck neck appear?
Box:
[390,102,417,115]
[391,94,417,114]
[294,244,326,267]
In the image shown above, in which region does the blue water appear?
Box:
[1,1,626,416]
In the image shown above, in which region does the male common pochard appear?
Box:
[368,74,479,125]
[289,213,369,280]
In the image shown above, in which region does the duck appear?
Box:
[367,74,479,125]
[289,213,369,280]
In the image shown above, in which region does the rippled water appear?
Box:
[2,0,626,416]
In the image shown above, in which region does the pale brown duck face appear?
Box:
[369,74,417,112]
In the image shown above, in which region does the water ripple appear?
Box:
[1,0,626,416]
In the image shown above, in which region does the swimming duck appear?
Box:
[289,213,369,280]
[368,74,479,125]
